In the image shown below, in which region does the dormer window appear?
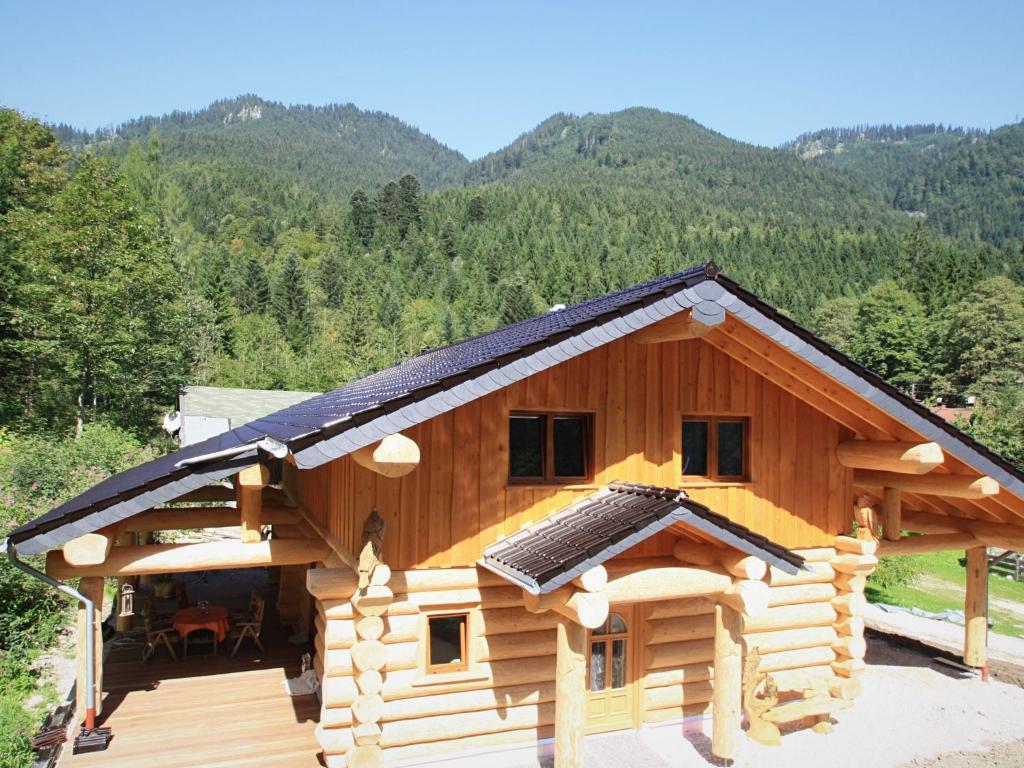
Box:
[682,416,749,481]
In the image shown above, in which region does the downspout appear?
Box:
[3,538,99,730]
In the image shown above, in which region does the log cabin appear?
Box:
[8,260,1024,768]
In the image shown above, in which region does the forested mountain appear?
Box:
[2,99,1023,454]
[464,108,908,229]
[54,95,468,214]
[787,121,1024,245]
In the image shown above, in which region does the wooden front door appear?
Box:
[585,605,637,733]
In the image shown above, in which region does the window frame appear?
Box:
[424,611,470,675]
[588,612,630,693]
[680,415,751,483]
[508,410,594,485]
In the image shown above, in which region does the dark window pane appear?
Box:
[611,639,627,689]
[429,615,465,667]
[553,416,587,477]
[683,421,709,475]
[718,421,745,477]
[590,641,606,691]
[510,415,544,478]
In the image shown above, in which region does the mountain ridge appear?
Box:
[36,95,1024,245]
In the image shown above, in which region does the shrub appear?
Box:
[0,422,162,767]
[869,555,924,590]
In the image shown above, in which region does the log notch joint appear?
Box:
[830,537,877,680]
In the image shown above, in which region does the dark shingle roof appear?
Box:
[10,259,1024,555]
[482,481,806,594]
[7,264,712,552]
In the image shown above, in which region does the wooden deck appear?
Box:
[59,569,322,768]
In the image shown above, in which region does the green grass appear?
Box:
[867,550,1024,637]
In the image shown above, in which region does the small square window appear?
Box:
[682,416,749,481]
[553,416,588,478]
[509,415,545,479]
[509,412,593,484]
[682,420,709,476]
[427,613,468,673]
[717,421,745,478]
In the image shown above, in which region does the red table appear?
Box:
[173,606,230,657]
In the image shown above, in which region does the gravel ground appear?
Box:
[530,633,1024,768]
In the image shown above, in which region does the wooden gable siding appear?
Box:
[296,337,853,570]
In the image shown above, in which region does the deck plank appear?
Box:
[58,569,322,768]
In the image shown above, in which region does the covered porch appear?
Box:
[57,568,322,768]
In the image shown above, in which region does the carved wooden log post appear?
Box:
[964,546,988,669]
[712,602,743,761]
[881,487,901,542]
[76,576,105,723]
[554,618,586,768]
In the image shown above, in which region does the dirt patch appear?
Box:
[900,738,1024,767]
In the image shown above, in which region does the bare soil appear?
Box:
[900,739,1024,768]
[531,633,1024,768]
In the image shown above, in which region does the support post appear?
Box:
[712,602,743,761]
[964,546,988,669]
[881,487,901,542]
[76,576,105,724]
[236,464,269,544]
[554,619,586,768]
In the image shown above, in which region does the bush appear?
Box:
[869,555,924,590]
[0,423,162,767]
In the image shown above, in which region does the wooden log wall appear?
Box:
[296,337,853,572]
[638,547,855,730]
[742,547,843,693]
[309,567,557,767]
[640,598,716,725]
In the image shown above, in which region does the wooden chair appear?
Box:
[142,612,179,662]
[229,596,265,656]
[231,589,262,623]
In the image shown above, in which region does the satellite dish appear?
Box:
[163,410,181,434]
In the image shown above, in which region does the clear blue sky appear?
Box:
[3,0,1021,159]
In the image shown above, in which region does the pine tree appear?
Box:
[237,255,270,314]
[272,250,311,350]
[349,188,374,247]
[375,181,402,232]
[467,195,486,223]
[318,249,346,309]
[498,276,537,326]
[199,247,236,354]
[397,173,422,237]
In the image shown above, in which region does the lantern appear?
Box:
[118,583,135,618]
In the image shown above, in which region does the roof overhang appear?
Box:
[481,482,805,594]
